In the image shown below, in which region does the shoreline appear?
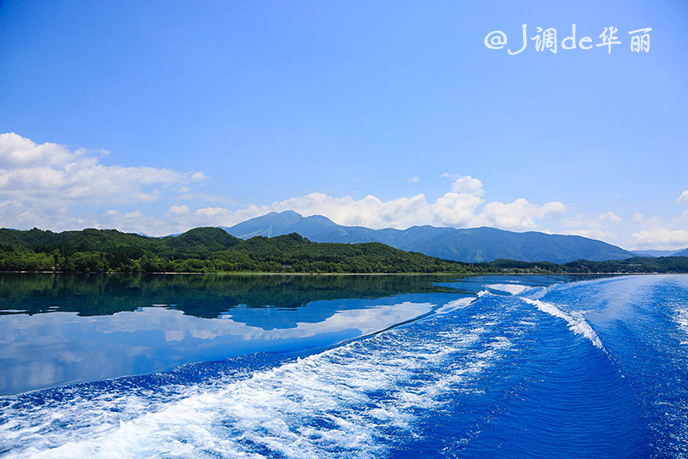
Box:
[0,270,680,276]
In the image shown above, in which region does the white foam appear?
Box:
[0,313,512,459]
[521,298,604,350]
[435,297,476,314]
[674,307,688,345]
[486,284,528,295]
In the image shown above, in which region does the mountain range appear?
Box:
[632,249,686,258]
[223,211,639,263]
[674,247,688,257]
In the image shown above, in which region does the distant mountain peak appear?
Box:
[262,210,304,223]
[270,209,302,217]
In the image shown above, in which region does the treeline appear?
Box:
[1,227,687,274]
[481,257,688,274]
[0,228,479,274]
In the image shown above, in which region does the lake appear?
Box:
[1,273,687,458]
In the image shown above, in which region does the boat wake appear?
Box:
[0,299,519,459]
[520,297,604,350]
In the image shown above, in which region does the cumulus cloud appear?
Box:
[567,228,618,240]
[432,192,485,227]
[677,191,688,221]
[0,132,79,168]
[0,133,207,230]
[272,193,435,229]
[0,133,204,206]
[450,175,484,196]
[630,227,688,250]
[598,211,623,225]
[556,211,624,241]
[0,199,76,230]
[409,176,420,183]
[99,210,166,236]
[166,204,190,217]
[479,199,566,230]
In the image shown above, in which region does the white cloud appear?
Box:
[0,133,203,206]
[431,192,485,227]
[555,211,624,242]
[99,210,165,235]
[276,192,437,229]
[479,199,566,230]
[567,228,618,240]
[677,191,688,221]
[0,132,82,168]
[409,176,421,183]
[0,133,208,231]
[630,227,688,250]
[450,175,484,196]
[598,211,623,225]
[166,205,190,217]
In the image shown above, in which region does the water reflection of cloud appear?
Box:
[0,300,434,394]
[165,330,186,342]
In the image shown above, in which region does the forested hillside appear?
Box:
[0,228,476,273]
[1,227,686,274]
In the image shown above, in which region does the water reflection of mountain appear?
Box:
[0,273,465,319]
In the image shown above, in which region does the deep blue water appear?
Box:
[1,274,687,458]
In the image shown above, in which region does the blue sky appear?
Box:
[1,0,687,249]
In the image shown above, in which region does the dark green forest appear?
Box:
[482,257,688,274]
[1,227,687,274]
[0,227,478,273]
